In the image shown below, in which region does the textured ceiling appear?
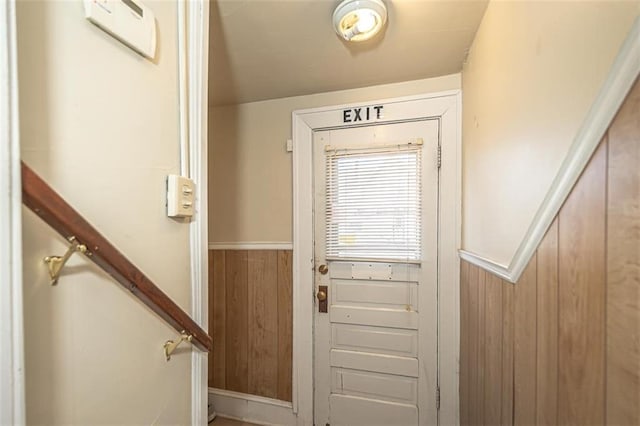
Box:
[209,0,488,106]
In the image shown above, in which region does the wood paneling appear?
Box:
[226,250,249,393]
[501,279,514,426]
[514,256,537,425]
[558,140,607,425]
[477,269,486,425]
[606,79,640,426]
[535,219,558,425]
[277,250,293,402]
[209,249,293,402]
[484,273,502,426]
[248,250,279,398]
[208,250,216,386]
[212,250,227,389]
[460,79,640,426]
[460,260,470,425]
[468,264,480,424]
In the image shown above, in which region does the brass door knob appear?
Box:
[318,264,329,275]
[317,289,327,301]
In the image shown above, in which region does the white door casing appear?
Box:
[0,0,26,424]
[292,91,461,426]
[184,0,210,424]
[312,121,439,425]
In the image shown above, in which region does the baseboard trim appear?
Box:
[208,242,293,250]
[208,388,296,426]
[461,16,640,284]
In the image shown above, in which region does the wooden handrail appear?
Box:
[21,162,212,352]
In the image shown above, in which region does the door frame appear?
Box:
[183,0,210,424]
[292,90,462,425]
[0,0,25,424]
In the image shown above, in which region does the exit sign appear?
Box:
[343,105,384,123]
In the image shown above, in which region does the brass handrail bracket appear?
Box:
[163,331,193,361]
[44,236,88,285]
[23,162,212,352]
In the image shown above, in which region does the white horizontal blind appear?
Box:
[325,146,422,262]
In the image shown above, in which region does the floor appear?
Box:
[210,416,258,426]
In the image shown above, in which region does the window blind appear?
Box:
[325,145,422,262]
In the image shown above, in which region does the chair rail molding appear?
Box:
[459,250,511,281]
[0,0,25,424]
[461,16,640,284]
[209,242,294,250]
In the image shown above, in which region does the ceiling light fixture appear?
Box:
[333,0,388,42]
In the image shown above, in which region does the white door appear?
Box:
[313,120,439,426]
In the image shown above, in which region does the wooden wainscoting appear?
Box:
[208,249,293,402]
[460,78,640,425]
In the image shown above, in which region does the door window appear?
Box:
[325,145,422,262]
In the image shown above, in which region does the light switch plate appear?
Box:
[167,175,195,218]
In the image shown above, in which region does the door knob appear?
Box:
[317,289,327,301]
[317,285,328,313]
[318,264,329,275]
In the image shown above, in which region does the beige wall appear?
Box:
[18,1,193,424]
[462,1,640,265]
[209,74,461,243]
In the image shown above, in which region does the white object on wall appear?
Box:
[84,0,156,59]
[167,174,195,218]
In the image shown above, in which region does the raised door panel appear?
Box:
[329,394,418,426]
[332,368,418,404]
[331,324,418,357]
[330,349,419,377]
